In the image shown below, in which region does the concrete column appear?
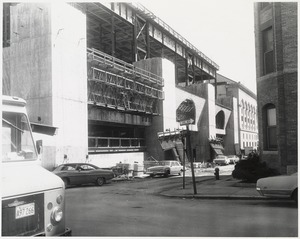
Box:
[162,59,177,131]
[232,97,239,145]
[6,3,88,167]
[207,84,216,138]
[51,3,88,164]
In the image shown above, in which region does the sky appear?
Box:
[141,0,257,94]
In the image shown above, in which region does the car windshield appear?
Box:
[2,112,37,162]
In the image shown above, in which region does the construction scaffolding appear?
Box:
[87,48,164,114]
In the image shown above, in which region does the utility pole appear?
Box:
[182,136,186,189]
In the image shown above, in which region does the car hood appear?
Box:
[257,174,298,189]
[2,163,64,199]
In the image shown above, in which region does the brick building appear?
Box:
[254,2,297,174]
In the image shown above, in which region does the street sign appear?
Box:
[179,118,194,126]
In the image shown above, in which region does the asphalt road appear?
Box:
[65,176,298,237]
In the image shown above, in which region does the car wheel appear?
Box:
[292,188,298,203]
[62,178,69,188]
[96,177,105,186]
[178,171,181,176]
[164,171,170,177]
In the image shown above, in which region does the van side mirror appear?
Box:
[36,140,43,155]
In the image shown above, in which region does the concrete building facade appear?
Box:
[254,2,297,174]
[216,74,258,156]
[3,2,239,169]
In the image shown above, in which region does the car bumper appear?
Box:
[256,188,292,198]
[146,172,165,176]
[256,187,264,196]
[35,227,72,236]
[60,227,72,236]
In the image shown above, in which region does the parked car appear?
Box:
[53,163,114,187]
[256,172,298,202]
[146,160,183,177]
[193,162,202,168]
[227,155,240,164]
[213,155,229,165]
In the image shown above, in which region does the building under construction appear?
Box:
[3,2,244,169]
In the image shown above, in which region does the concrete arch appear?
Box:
[176,99,196,124]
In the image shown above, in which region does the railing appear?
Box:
[87,48,164,87]
[88,136,146,152]
[90,67,164,100]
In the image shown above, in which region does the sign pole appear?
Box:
[182,137,186,189]
[186,125,197,195]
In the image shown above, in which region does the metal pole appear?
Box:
[186,125,197,195]
[182,137,186,189]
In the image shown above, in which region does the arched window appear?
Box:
[241,100,244,115]
[263,104,277,150]
[216,110,225,129]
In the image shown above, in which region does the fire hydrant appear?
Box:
[214,167,220,180]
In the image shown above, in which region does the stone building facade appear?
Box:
[216,74,258,156]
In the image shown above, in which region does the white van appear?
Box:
[2,96,71,236]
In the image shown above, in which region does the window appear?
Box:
[216,110,225,129]
[3,3,11,48]
[262,27,274,75]
[2,112,37,162]
[263,104,277,150]
[80,164,97,170]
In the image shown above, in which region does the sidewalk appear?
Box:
[161,168,265,200]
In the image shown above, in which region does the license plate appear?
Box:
[15,203,35,219]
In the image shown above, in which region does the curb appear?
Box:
[160,193,268,200]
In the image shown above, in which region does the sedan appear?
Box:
[213,155,229,165]
[227,155,240,164]
[256,172,298,202]
[146,160,183,177]
[53,163,114,187]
